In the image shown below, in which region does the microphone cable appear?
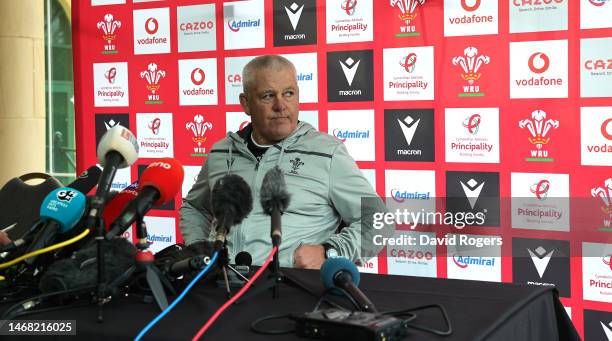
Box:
[192,246,278,341]
[0,229,90,269]
[134,251,220,341]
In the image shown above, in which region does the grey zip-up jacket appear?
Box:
[179,121,382,267]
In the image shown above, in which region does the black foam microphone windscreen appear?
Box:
[260,166,290,215]
[211,174,253,231]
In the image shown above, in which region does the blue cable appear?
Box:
[134,251,219,341]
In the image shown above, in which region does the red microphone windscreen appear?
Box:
[103,184,138,231]
[139,158,184,205]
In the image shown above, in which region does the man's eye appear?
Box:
[284,91,295,97]
[261,94,273,100]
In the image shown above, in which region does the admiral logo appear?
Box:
[391,0,426,37]
[519,110,559,162]
[589,0,609,6]
[528,246,553,278]
[186,114,213,157]
[140,63,166,104]
[274,0,317,46]
[391,189,431,202]
[333,129,371,142]
[452,254,496,268]
[147,234,173,244]
[97,13,121,54]
[460,178,484,209]
[227,19,261,32]
[340,57,360,87]
[385,109,435,162]
[452,47,490,97]
[285,2,304,30]
[327,50,373,102]
[591,178,612,230]
[297,72,313,81]
[57,190,77,202]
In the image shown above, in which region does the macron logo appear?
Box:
[460,178,484,209]
[285,2,304,31]
[104,119,120,130]
[397,115,420,146]
[601,321,612,341]
[527,246,554,278]
[339,57,360,87]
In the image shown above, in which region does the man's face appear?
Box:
[239,67,299,145]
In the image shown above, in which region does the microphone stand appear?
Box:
[215,234,249,298]
[88,196,107,323]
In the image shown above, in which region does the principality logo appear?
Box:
[519,110,559,162]
[528,52,550,74]
[289,157,304,174]
[97,13,121,54]
[145,17,159,35]
[340,57,360,86]
[140,63,166,104]
[400,53,417,73]
[390,0,426,37]
[191,68,206,86]
[461,0,481,11]
[341,0,358,16]
[186,114,213,157]
[104,67,117,84]
[530,179,551,201]
[148,117,161,135]
[460,178,484,209]
[463,114,481,135]
[452,46,490,97]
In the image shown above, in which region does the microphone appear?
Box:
[320,257,377,313]
[102,182,139,233]
[260,166,290,247]
[23,187,88,265]
[234,251,252,277]
[105,158,184,240]
[0,168,101,254]
[166,254,212,278]
[87,125,138,224]
[211,174,253,250]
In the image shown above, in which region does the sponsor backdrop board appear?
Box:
[74,1,612,337]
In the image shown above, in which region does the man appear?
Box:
[180,55,383,269]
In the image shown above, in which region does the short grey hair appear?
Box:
[242,55,297,93]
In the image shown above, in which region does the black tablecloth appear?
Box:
[0,268,579,341]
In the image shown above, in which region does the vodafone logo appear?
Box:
[191,68,205,85]
[528,52,550,74]
[400,53,417,73]
[145,18,159,35]
[104,67,117,84]
[341,0,357,16]
[531,179,550,200]
[461,0,481,11]
[602,118,612,140]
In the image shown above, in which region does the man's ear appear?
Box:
[239,93,251,117]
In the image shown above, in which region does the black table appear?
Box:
[0,268,579,341]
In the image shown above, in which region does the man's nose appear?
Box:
[271,94,287,111]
